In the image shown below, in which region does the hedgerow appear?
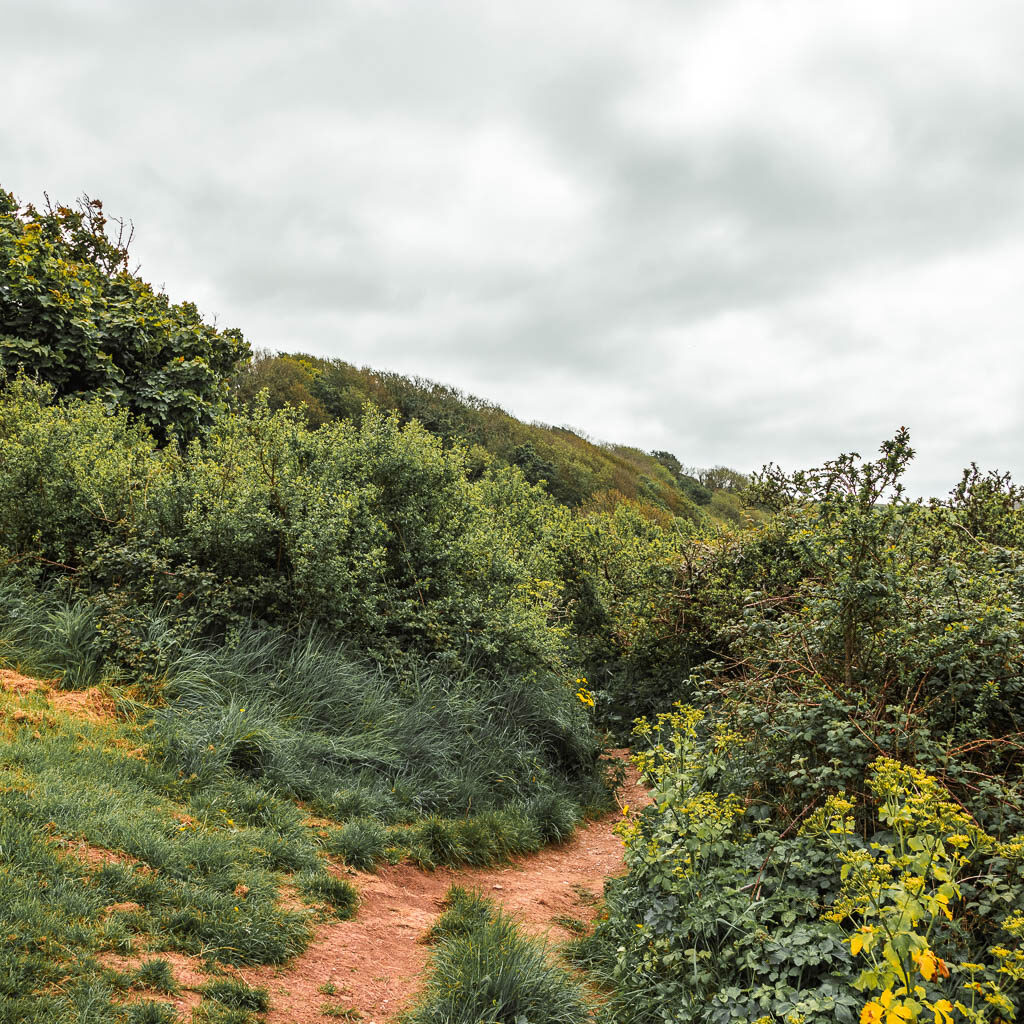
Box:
[581,434,1024,1023]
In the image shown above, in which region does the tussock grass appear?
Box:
[132,959,178,993]
[126,1001,179,1024]
[199,978,269,1011]
[325,818,389,871]
[296,870,359,919]
[403,887,591,1024]
[0,578,611,1021]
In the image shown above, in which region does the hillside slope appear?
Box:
[233,350,750,524]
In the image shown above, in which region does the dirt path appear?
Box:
[242,755,649,1024]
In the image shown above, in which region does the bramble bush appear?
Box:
[582,435,1024,1022]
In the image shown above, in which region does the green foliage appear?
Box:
[583,434,1024,1023]
[0,190,249,440]
[731,430,1024,831]
[555,503,744,730]
[0,382,571,677]
[402,887,591,1024]
[806,760,1024,1024]
[233,350,747,521]
[588,707,859,1024]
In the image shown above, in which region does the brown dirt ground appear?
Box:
[0,667,48,695]
[240,753,649,1024]
[0,668,116,723]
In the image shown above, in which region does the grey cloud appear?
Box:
[3,0,1023,496]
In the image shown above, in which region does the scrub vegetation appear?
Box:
[2,187,1021,1024]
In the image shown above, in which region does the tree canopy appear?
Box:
[0,189,249,439]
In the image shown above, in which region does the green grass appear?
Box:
[0,688,310,1022]
[296,870,359,919]
[402,887,591,1024]
[125,1001,179,1024]
[325,818,389,871]
[132,959,178,993]
[199,978,269,1011]
[0,578,615,1022]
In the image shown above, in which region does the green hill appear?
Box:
[232,349,751,525]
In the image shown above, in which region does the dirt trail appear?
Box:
[243,755,649,1024]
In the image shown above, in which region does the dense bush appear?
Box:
[0,190,248,439]
[233,349,744,518]
[582,435,1024,1023]
[555,501,746,730]
[0,379,568,676]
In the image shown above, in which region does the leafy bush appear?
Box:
[584,435,1024,1023]
[588,708,1024,1024]
[0,189,248,440]
[0,382,572,678]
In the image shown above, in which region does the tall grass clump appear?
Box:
[0,580,104,689]
[403,887,591,1024]
[152,626,603,830]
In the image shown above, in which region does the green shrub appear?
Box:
[0,190,248,440]
[582,436,1024,1023]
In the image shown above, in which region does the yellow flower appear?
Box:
[913,948,939,981]
[861,1002,884,1024]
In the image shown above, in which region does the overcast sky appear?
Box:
[5,1,1023,496]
